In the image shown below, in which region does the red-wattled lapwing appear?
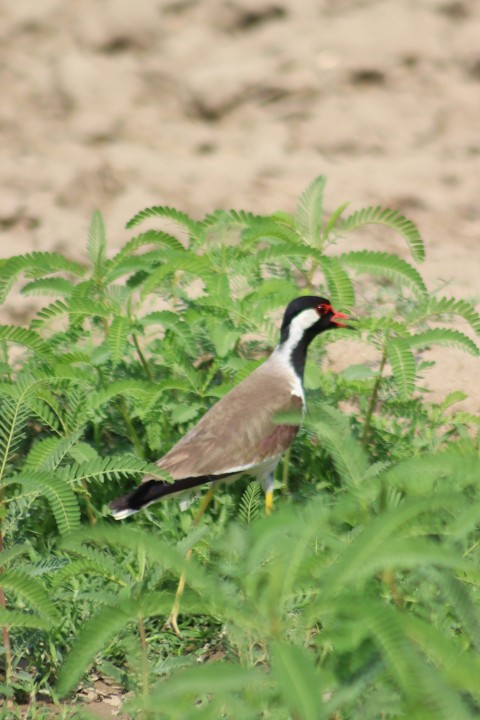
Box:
[109,296,349,633]
[109,296,349,520]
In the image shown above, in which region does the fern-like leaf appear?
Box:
[323,201,350,238]
[106,229,187,279]
[338,251,427,297]
[108,315,130,366]
[238,482,262,525]
[87,210,107,279]
[0,252,86,302]
[383,453,480,495]
[239,219,303,251]
[407,328,479,356]
[30,299,113,330]
[56,597,145,696]
[21,277,75,298]
[385,338,416,397]
[25,430,85,471]
[0,570,59,622]
[126,205,201,241]
[86,380,153,417]
[435,571,480,651]
[318,256,355,308]
[52,552,121,589]
[11,471,81,534]
[201,208,259,229]
[138,662,258,713]
[407,296,480,335]
[309,406,369,493]
[271,643,325,720]
[401,613,480,698]
[0,608,50,630]
[0,325,53,362]
[58,455,171,486]
[319,495,455,595]
[0,397,30,481]
[339,206,425,262]
[295,176,326,247]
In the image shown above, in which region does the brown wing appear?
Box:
[148,362,303,481]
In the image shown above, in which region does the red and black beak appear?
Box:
[330,310,351,328]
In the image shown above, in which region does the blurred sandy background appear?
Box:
[0,0,479,410]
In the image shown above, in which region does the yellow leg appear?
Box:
[265,488,274,515]
[165,482,217,636]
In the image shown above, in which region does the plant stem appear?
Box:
[138,613,150,708]
[119,399,144,458]
[361,346,387,447]
[132,334,153,382]
[282,447,291,496]
[165,483,218,636]
[0,531,13,695]
[81,480,96,525]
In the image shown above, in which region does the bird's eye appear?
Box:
[317,303,331,316]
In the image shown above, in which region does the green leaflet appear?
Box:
[0,251,86,303]
[386,337,416,397]
[30,298,114,330]
[21,277,76,298]
[56,455,172,486]
[55,597,146,696]
[383,452,480,495]
[11,471,81,534]
[238,482,262,526]
[86,210,107,281]
[0,325,54,362]
[126,205,202,241]
[339,206,425,262]
[338,250,427,297]
[0,608,51,631]
[406,296,480,335]
[137,662,260,717]
[318,255,355,308]
[107,315,130,366]
[85,379,154,416]
[0,569,59,622]
[309,405,369,493]
[295,175,326,247]
[407,328,479,356]
[319,495,457,596]
[271,643,326,720]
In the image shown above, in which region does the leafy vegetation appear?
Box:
[0,176,479,718]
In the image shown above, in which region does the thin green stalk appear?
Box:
[81,479,96,525]
[0,530,13,697]
[119,399,144,458]
[138,613,150,712]
[282,447,291,496]
[0,399,17,694]
[361,346,387,447]
[132,333,153,381]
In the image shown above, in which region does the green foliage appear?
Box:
[339,205,426,262]
[0,177,478,718]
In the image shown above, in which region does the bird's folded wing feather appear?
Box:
[146,364,303,481]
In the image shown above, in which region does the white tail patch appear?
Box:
[111,507,139,520]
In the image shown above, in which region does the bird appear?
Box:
[109,296,350,520]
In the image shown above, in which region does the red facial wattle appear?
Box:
[316,302,350,328]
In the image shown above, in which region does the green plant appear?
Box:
[0,177,478,717]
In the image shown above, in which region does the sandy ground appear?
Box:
[0,0,479,414]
